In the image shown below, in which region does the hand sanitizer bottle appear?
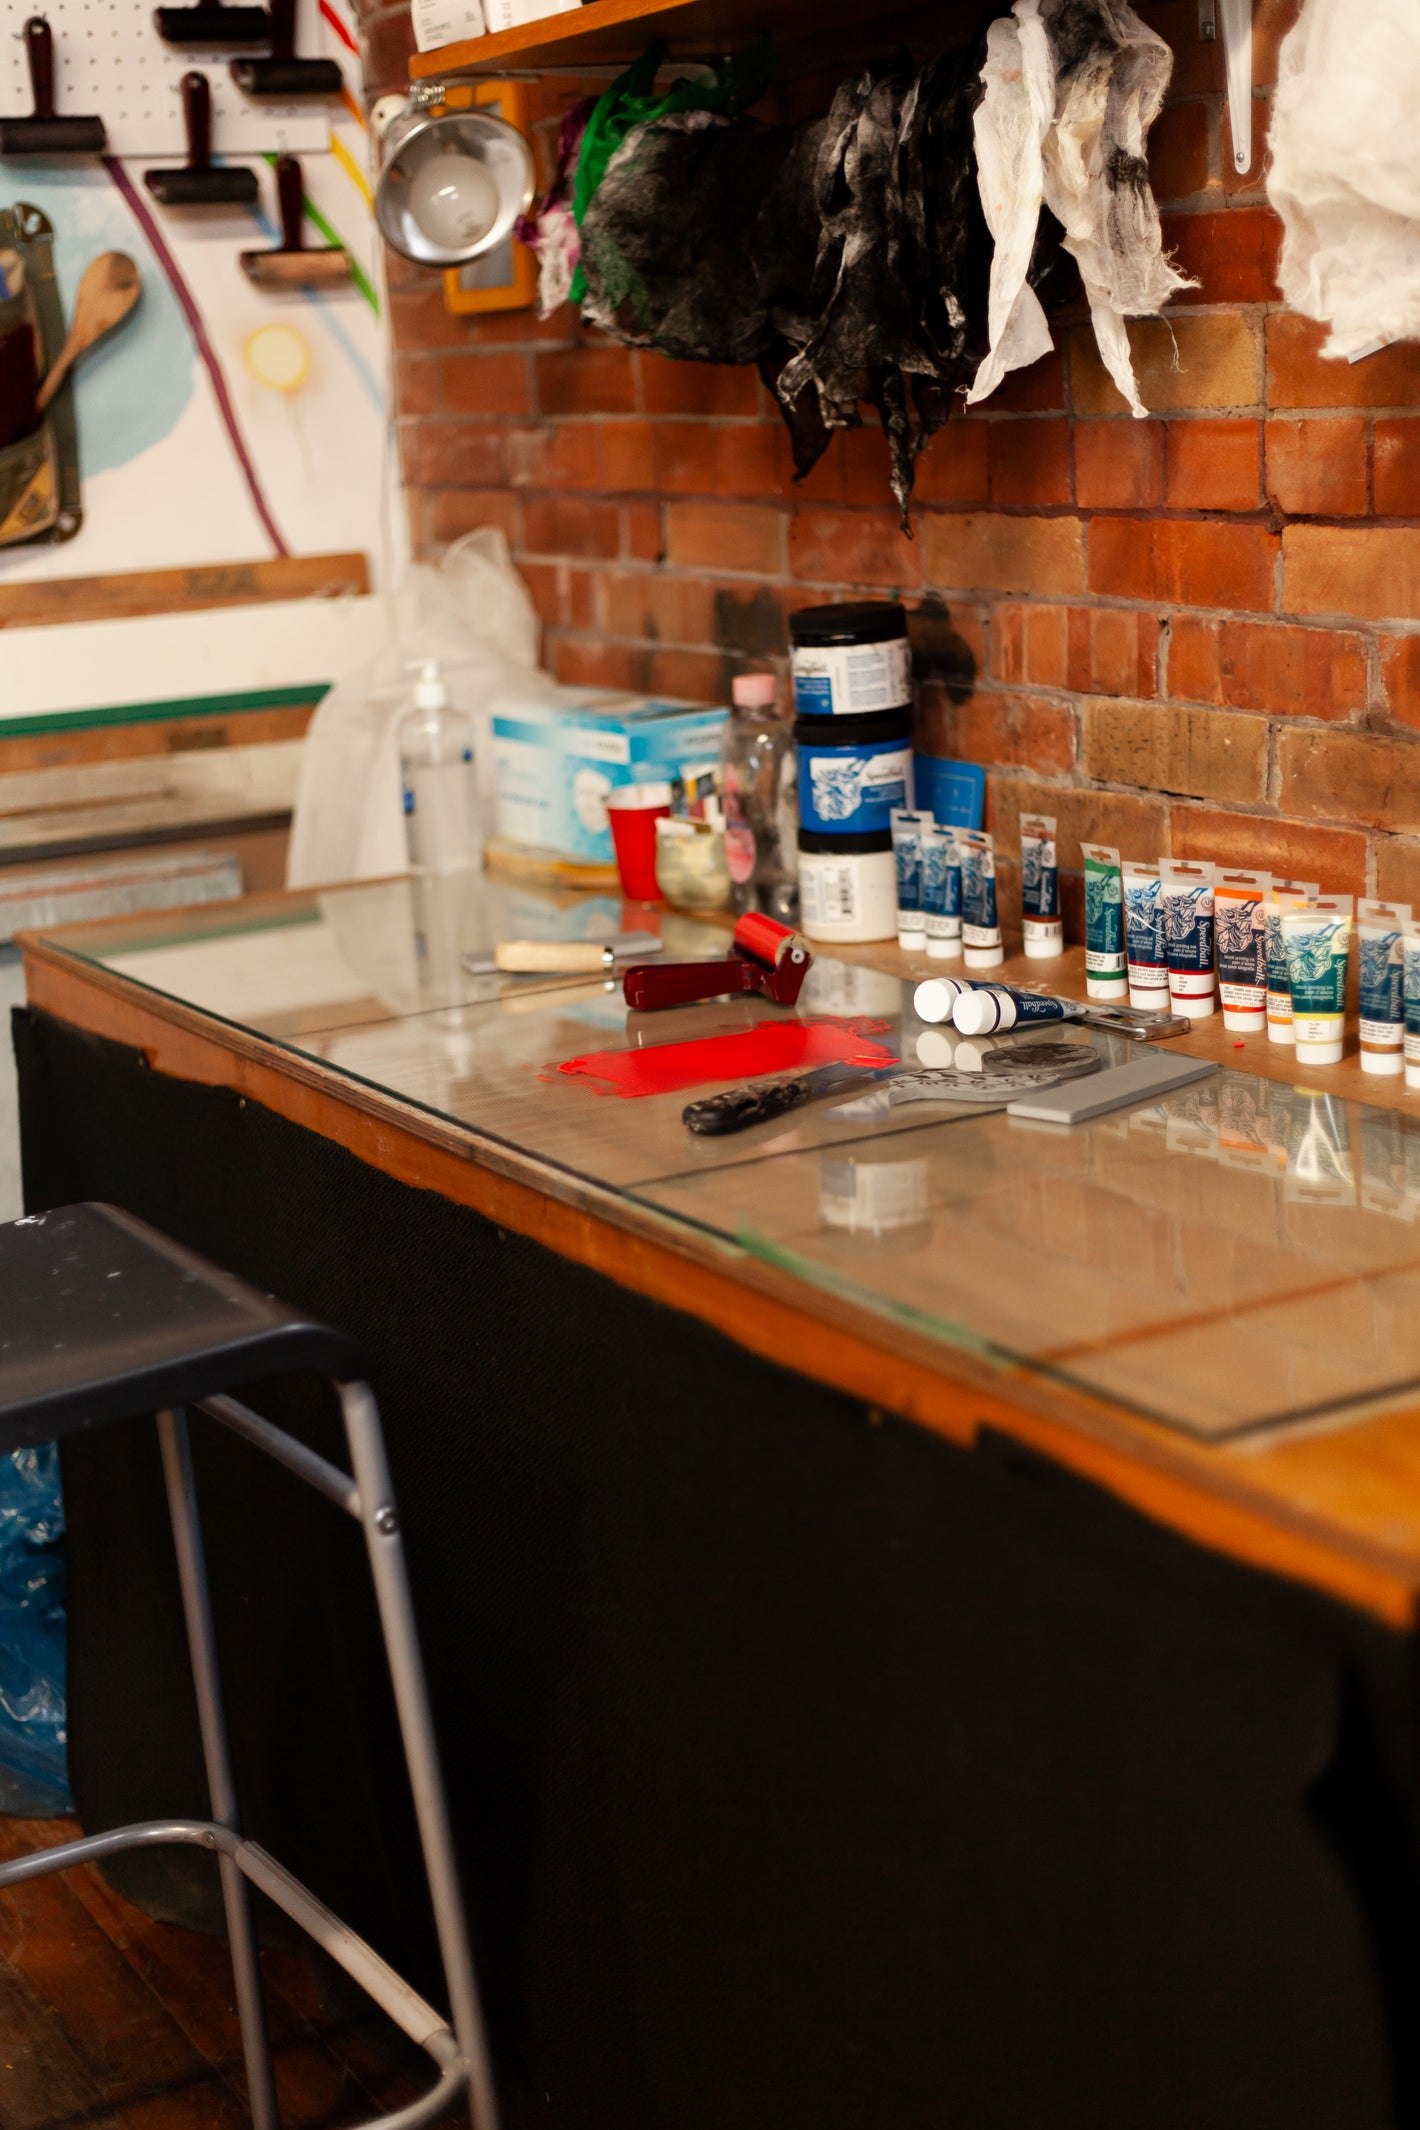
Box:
[397,659,483,876]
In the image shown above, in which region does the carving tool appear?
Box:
[622,911,812,1012]
[462,931,663,978]
[240,156,351,288]
[683,1053,1103,1136]
[230,0,342,96]
[145,74,259,207]
[154,0,274,46]
[0,18,107,157]
[36,253,140,412]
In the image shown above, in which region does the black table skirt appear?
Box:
[13,1004,1420,2130]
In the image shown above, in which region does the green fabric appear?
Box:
[568,38,776,305]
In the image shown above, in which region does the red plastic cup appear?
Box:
[606,783,672,900]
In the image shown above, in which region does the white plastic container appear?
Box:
[798,845,898,943]
[398,659,483,877]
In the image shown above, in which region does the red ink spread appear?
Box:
[552,1017,895,1098]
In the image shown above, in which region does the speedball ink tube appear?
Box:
[958,828,1003,969]
[950,984,1070,1036]
[1265,878,1318,1044]
[913,974,979,1024]
[1020,812,1063,959]
[921,824,962,959]
[891,808,930,949]
[1159,860,1216,1019]
[1122,860,1169,1011]
[1081,844,1127,1000]
[1282,894,1353,1066]
[1404,918,1420,1091]
[1358,900,1410,1076]
[1213,868,1272,1032]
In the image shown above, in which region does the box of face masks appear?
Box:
[491,695,728,864]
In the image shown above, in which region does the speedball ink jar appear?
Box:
[790,602,912,719]
[795,705,913,943]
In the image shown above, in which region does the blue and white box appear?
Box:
[491,694,728,864]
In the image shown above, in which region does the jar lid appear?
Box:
[732,673,779,709]
[790,601,908,647]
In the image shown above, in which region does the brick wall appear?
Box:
[361,0,1420,927]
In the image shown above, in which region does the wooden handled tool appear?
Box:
[240,156,351,289]
[146,74,259,207]
[36,253,140,413]
[463,931,663,977]
[230,0,342,97]
[0,18,108,157]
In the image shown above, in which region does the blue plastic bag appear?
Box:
[0,1445,71,1816]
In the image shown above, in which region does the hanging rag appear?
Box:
[517,98,594,319]
[1268,0,1420,361]
[970,0,1190,415]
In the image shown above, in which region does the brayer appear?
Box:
[240,155,351,288]
[0,18,107,158]
[145,74,259,208]
[154,0,274,47]
[230,0,342,98]
[622,912,813,1011]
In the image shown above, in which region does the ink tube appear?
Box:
[1264,878,1318,1044]
[951,984,1069,1037]
[921,824,962,960]
[1020,812,1063,959]
[1081,843,1127,1000]
[1121,861,1169,1012]
[1159,860,1216,1019]
[891,808,930,949]
[1403,919,1420,1092]
[1213,868,1272,1033]
[957,828,1003,969]
[913,974,978,1024]
[1358,900,1410,1076]
[1281,894,1353,1067]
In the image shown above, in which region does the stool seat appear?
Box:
[0,1203,366,1454]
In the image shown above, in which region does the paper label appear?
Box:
[1084,852,1125,975]
[800,856,861,926]
[791,637,911,717]
[798,740,912,837]
[411,0,486,48]
[1215,888,1266,1010]
[1359,926,1404,1033]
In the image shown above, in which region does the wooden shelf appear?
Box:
[409,0,944,78]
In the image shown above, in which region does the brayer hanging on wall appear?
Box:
[240,155,351,288]
[145,74,259,208]
[0,19,106,156]
[154,0,274,47]
[230,0,341,98]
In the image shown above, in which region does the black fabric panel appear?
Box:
[13,1003,1420,2130]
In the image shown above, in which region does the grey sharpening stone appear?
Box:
[1005,1052,1217,1124]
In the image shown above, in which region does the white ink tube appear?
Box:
[1403,918,1420,1092]
[1282,894,1353,1067]
[1081,843,1127,1000]
[1121,861,1170,1013]
[891,808,930,950]
[957,829,1003,969]
[1265,879,1318,1044]
[1213,868,1272,1033]
[1160,860,1216,1019]
[920,824,962,960]
[1020,813,1063,959]
[951,984,1071,1037]
[913,974,979,1024]
[1358,900,1410,1076]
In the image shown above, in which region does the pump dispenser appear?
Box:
[397,659,483,876]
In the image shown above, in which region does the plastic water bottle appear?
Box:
[719,673,798,921]
[397,659,483,876]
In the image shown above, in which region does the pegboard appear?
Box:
[0,0,335,157]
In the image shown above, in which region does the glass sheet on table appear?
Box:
[39,875,1420,1441]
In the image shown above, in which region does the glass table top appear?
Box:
[36,873,1420,1444]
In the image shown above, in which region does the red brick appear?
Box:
[394,356,440,418]
[519,561,598,632]
[1159,209,1281,306]
[915,422,990,505]
[1072,315,1259,417]
[360,5,415,95]
[649,648,724,702]
[1167,614,1222,702]
[1138,1,1224,94]
[993,603,1024,684]
[653,422,719,495]
[1278,727,1420,833]
[623,502,663,562]
[1373,836,1420,908]
[665,501,782,575]
[603,571,716,646]
[639,355,762,416]
[1266,417,1368,516]
[972,349,1067,414]
[1074,422,1164,509]
[1284,526,1420,621]
[1147,100,1212,203]
[1168,808,1365,894]
[945,692,1076,775]
[554,638,653,692]
[1021,605,1069,689]
[788,507,920,589]
[1381,637,1420,733]
[1168,618,1367,718]
[987,420,1072,507]
[389,286,472,354]
[536,346,638,416]
[1083,698,1267,803]
[1089,518,1277,610]
[400,419,506,489]
[841,427,894,507]
[522,496,621,560]
[439,350,531,416]
[1267,314,1420,411]
[420,488,520,547]
[505,424,602,491]
[601,419,657,491]
[1068,608,1160,698]
[985,779,1169,875]
[1374,421,1420,517]
[1221,94,1269,197]
[1251,0,1302,87]
[715,424,788,500]
[924,513,1084,596]
[1165,419,1261,511]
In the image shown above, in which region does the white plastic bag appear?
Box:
[286,530,541,890]
[1268,0,1420,361]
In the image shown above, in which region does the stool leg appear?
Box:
[339,1381,499,2130]
[158,1407,281,2130]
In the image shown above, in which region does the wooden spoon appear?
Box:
[36,253,141,412]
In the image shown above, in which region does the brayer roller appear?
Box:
[0,18,107,158]
[622,912,813,1011]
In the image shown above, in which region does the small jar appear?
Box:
[655,817,732,912]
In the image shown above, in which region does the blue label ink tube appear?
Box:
[1122,860,1170,1012]
[1403,921,1420,1090]
[957,828,1003,969]
[1264,878,1318,1044]
[1160,860,1216,1019]
[891,807,930,949]
[952,984,1068,1037]
[1282,894,1353,1066]
[1214,868,1272,1032]
[921,823,962,960]
[1081,843,1127,1000]
[1020,812,1062,959]
[1359,899,1409,1075]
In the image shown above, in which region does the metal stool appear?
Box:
[0,1202,497,2130]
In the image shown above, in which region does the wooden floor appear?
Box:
[0,1816,462,2129]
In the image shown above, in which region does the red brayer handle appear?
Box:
[621,959,757,1011]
